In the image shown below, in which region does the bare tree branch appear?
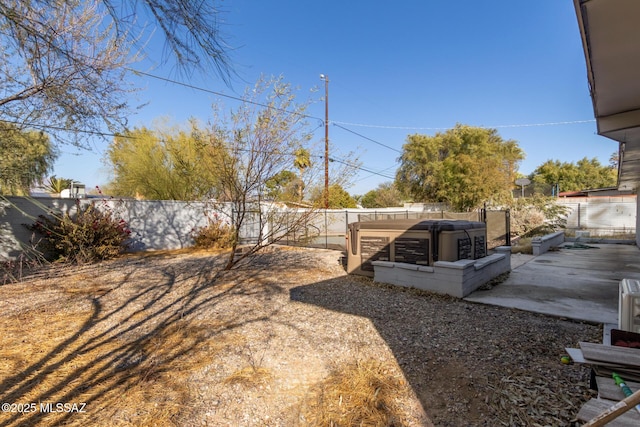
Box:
[0,0,233,147]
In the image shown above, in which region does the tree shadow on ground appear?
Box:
[290,273,599,426]
[0,247,599,426]
[0,250,292,427]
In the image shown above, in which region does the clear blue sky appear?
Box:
[53,1,615,196]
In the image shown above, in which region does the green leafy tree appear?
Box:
[311,184,357,208]
[106,120,228,200]
[575,157,617,190]
[293,147,312,201]
[265,170,299,201]
[328,185,357,208]
[531,160,577,192]
[265,148,312,203]
[0,122,56,195]
[531,157,616,192]
[360,182,404,208]
[396,124,524,211]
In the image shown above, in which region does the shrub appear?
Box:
[27,201,131,264]
[191,217,236,249]
[509,195,569,237]
[0,253,46,284]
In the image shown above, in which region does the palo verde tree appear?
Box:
[0,0,232,147]
[396,124,524,211]
[106,120,228,200]
[209,75,320,270]
[0,122,56,195]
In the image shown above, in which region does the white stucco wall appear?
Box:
[558,196,637,236]
[0,197,224,259]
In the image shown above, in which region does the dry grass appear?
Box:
[300,359,412,427]
[510,237,533,254]
[0,246,598,426]
[0,253,244,427]
[0,305,237,426]
[224,367,273,388]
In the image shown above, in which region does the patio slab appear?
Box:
[464,243,640,324]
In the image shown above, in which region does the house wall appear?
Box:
[637,195,640,247]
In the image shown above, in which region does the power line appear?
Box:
[352,163,399,183]
[331,119,597,130]
[0,117,386,179]
[328,157,396,180]
[0,118,122,139]
[4,69,599,186]
[333,123,402,154]
[127,68,597,132]
[126,68,322,123]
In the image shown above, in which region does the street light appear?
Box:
[320,74,329,209]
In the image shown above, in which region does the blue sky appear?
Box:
[53,1,615,196]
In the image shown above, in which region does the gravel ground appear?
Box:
[0,246,600,426]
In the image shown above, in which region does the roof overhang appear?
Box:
[574,0,640,191]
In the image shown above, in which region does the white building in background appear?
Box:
[60,182,86,198]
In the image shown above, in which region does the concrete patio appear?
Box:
[465,242,640,325]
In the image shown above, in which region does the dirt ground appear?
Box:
[0,246,600,426]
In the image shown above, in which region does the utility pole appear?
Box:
[320,74,329,209]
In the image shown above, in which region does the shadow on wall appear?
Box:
[0,197,82,259]
[116,199,216,252]
[0,197,223,259]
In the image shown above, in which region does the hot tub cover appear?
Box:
[351,219,485,231]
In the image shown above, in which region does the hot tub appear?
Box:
[346,219,487,277]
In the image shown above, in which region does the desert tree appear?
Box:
[0,0,232,147]
[309,184,357,208]
[531,157,617,193]
[105,120,228,200]
[209,76,322,270]
[396,124,524,211]
[0,122,56,195]
[359,182,404,208]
